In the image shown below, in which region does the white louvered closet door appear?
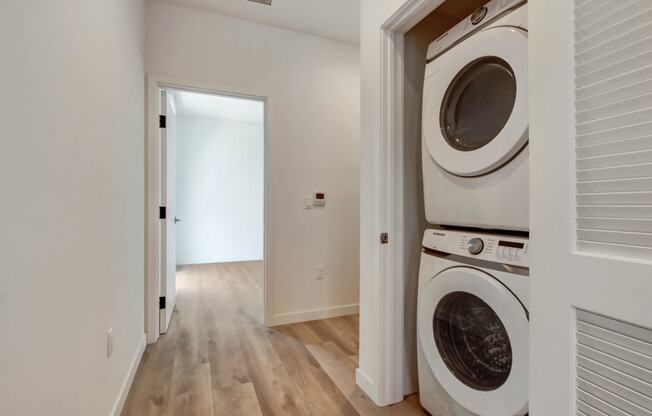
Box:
[530,1,652,415]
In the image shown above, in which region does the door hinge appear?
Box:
[159,206,166,219]
[159,115,167,128]
[159,296,166,309]
[380,232,389,244]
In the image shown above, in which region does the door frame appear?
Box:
[145,73,271,344]
[367,0,449,405]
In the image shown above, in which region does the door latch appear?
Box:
[380,232,389,244]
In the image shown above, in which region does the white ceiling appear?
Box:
[171,89,264,123]
[158,0,360,45]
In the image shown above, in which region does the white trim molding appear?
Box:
[111,335,146,416]
[271,304,359,326]
[360,0,447,407]
[355,368,377,402]
[145,73,272,344]
[378,24,406,405]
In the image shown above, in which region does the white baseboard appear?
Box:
[355,368,380,404]
[111,334,146,416]
[271,303,359,326]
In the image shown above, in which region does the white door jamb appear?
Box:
[367,0,447,405]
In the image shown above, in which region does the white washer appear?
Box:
[417,229,529,416]
[422,1,529,231]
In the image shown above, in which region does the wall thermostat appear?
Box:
[313,191,326,207]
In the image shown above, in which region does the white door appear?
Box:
[418,267,529,416]
[422,26,529,177]
[160,89,177,334]
[530,1,652,415]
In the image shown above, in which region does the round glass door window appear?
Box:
[433,291,512,391]
[440,57,517,152]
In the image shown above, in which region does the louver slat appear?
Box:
[576,5,652,49]
[577,136,652,158]
[575,309,652,416]
[576,22,652,66]
[577,192,652,206]
[576,52,652,89]
[575,0,614,20]
[577,206,652,218]
[577,177,652,193]
[576,149,652,169]
[576,1,650,42]
[575,1,632,30]
[576,66,652,102]
[575,0,652,261]
[576,217,652,233]
[576,121,652,147]
[578,390,631,416]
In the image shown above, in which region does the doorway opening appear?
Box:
[147,79,268,343]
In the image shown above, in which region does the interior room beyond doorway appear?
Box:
[163,87,266,330]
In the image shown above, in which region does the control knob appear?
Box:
[471,6,488,25]
[468,238,484,255]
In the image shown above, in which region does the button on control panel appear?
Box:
[424,229,529,268]
[495,240,528,263]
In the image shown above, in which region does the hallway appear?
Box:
[122,262,424,416]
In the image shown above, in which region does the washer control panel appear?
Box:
[426,0,526,61]
[422,229,529,268]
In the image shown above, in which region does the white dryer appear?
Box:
[417,229,529,416]
[422,0,529,231]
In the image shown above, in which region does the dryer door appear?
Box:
[423,27,528,177]
[418,266,529,416]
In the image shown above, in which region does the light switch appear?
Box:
[304,196,313,209]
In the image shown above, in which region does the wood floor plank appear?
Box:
[213,382,263,416]
[237,322,312,416]
[268,327,358,416]
[208,321,251,388]
[167,361,215,416]
[122,261,425,416]
[240,260,264,289]
[174,267,208,371]
[322,317,360,356]
[307,319,357,356]
[284,321,325,345]
[307,342,425,416]
[121,332,176,415]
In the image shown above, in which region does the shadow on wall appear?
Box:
[402,2,488,393]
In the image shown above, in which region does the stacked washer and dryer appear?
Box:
[416,1,530,415]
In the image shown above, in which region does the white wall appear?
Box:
[176,115,264,265]
[0,1,146,416]
[147,0,360,324]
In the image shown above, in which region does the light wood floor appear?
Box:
[122,261,426,416]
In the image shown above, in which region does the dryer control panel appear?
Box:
[422,229,529,268]
[426,0,526,61]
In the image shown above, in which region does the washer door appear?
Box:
[423,27,528,177]
[418,267,528,416]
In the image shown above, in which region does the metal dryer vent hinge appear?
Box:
[247,0,272,5]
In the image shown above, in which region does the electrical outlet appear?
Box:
[316,266,325,280]
[107,327,114,358]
